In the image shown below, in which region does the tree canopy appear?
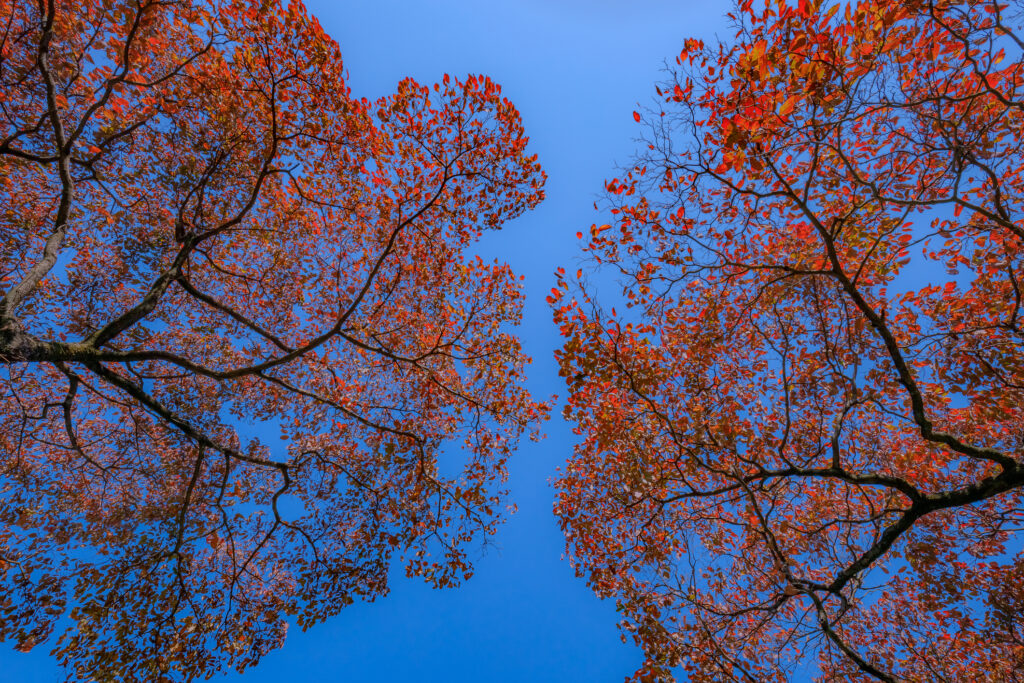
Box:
[554,1,1024,680]
[0,0,545,679]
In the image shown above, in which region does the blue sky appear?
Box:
[3,2,725,681]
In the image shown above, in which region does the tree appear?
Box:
[0,0,546,679]
[553,1,1024,680]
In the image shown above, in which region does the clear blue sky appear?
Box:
[3,2,725,681]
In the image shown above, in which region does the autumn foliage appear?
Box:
[0,0,545,679]
[554,1,1024,680]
